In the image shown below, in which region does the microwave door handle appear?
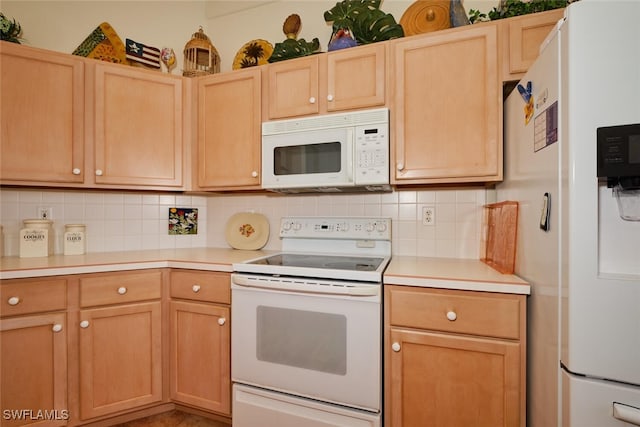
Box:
[346,128,355,182]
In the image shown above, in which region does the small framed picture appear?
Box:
[169,208,198,235]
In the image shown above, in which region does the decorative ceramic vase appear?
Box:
[328,28,358,51]
[450,0,470,27]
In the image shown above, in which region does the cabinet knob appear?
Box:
[392,342,401,352]
[192,284,201,293]
[251,171,258,178]
[7,296,20,306]
[95,169,103,176]
[426,9,435,21]
[218,318,226,326]
[52,324,63,333]
[117,287,127,295]
[327,94,334,102]
[80,320,90,329]
[397,163,404,171]
[309,97,316,104]
[72,168,81,175]
[446,311,457,321]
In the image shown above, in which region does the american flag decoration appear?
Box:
[125,38,161,69]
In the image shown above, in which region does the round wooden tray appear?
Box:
[400,1,451,36]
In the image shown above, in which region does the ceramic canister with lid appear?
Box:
[20,219,54,257]
[64,224,86,255]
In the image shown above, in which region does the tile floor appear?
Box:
[114,410,230,427]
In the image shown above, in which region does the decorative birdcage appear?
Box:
[183,27,220,77]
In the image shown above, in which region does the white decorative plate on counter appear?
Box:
[225,212,270,250]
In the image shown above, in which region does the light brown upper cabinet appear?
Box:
[391,23,502,185]
[264,43,386,120]
[501,8,565,81]
[0,42,85,185]
[196,67,262,190]
[91,62,184,189]
[0,42,186,190]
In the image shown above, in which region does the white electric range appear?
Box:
[231,216,391,427]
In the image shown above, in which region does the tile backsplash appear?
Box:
[1,188,487,259]
[0,189,208,256]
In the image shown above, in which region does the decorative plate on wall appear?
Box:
[225,212,270,250]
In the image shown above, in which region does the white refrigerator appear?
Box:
[498,1,640,426]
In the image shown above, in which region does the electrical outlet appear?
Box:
[38,207,53,220]
[422,206,435,226]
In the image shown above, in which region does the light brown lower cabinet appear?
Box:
[385,285,526,427]
[1,313,68,427]
[169,270,231,416]
[77,271,163,420]
[0,278,68,427]
[169,301,230,414]
[0,268,232,425]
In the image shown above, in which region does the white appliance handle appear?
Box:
[345,128,354,183]
[232,274,378,297]
[613,402,640,426]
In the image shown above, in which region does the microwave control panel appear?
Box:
[355,124,389,185]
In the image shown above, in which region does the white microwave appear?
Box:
[261,108,390,193]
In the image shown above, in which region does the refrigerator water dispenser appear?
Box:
[597,123,640,221]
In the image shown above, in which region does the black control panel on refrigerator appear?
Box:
[597,123,640,189]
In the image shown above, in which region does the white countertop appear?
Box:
[2,250,530,295]
[384,256,530,295]
[0,248,276,280]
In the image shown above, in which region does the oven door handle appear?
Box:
[231,275,379,297]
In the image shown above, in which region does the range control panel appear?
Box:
[280,217,391,240]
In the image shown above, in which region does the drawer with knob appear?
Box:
[0,278,67,317]
[387,286,522,340]
[79,270,162,308]
[170,270,230,304]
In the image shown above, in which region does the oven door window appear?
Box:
[231,284,380,411]
[274,142,341,176]
[256,306,346,375]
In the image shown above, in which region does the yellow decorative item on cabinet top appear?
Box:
[225,212,269,250]
[72,22,127,64]
[233,39,273,70]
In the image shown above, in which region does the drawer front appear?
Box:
[1,278,67,317]
[170,270,230,304]
[387,286,522,340]
[80,270,162,307]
